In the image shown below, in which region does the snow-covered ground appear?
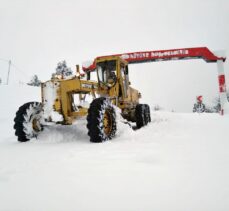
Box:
[0,84,229,211]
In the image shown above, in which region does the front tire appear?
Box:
[87,97,117,143]
[14,102,43,142]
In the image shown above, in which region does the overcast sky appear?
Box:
[0,0,229,111]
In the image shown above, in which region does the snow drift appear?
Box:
[0,84,229,211]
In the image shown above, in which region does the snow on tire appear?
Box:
[87,97,117,143]
[14,102,44,142]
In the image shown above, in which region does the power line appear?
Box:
[0,58,9,62]
[0,59,30,84]
[11,63,30,78]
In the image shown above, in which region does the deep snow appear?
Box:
[0,84,229,211]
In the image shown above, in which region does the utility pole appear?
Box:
[6,60,11,85]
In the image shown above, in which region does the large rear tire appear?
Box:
[144,104,151,123]
[87,97,116,143]
[14,102,43,142]
[135,104,146,129]
[135,104,151,129]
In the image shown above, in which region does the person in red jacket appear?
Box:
[193,96,206,113]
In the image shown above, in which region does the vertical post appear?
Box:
[217,60,228,115]
[76,65,82,102]
[6,60,11,85]
[76,65,80,77]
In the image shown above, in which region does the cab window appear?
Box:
[97,60,116,84]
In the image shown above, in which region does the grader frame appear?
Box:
[40,56,141,126]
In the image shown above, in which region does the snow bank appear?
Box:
[0,84,229,211]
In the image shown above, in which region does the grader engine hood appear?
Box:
[41,80,63,122]
[128,86,141,104]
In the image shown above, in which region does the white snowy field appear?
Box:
[0,84,229,211]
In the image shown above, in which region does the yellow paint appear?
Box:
[42,56,140,125]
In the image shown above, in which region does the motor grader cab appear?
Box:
[87,56,143,121]
[14,56,150,143]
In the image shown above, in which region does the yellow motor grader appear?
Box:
[14,47,226,142]
[14,56,151,143]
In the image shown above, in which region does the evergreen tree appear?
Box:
[211,93,229,113]
[27,75,41,87]
[212,97,221,113]
[154,104,162,111]
[55,60,73,78]
[0,77,2,85]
